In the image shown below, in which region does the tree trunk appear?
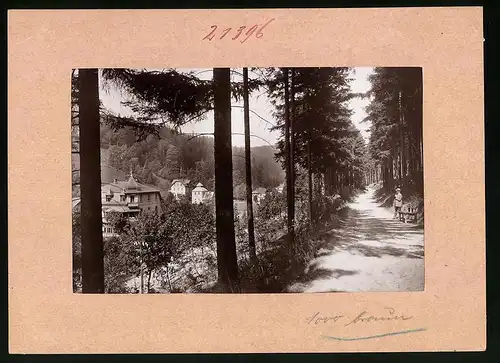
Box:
[166,264,173,292]
[410,68,423,195]
[79,69,104,293]
[242,68,256,263]
[307,137,313,225]
[315,173,323,197]
[289,69,296,236]
[283,68,294,241]
[147,270,152,293]
[405,132,410,187]
[324,168,330,195]
[213,68,239,292]
[383,160,390,191]
[335,168,339,194]
[398,90,405,188]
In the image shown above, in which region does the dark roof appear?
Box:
[125,174,140,190]
[104,172,160,194]
[102,201,134,213]
[171,179,192,187]
[110,180,160,194]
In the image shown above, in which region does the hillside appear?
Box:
[74,124,286,193]
[72,148,127,186]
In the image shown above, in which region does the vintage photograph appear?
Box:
[71,67,424,294]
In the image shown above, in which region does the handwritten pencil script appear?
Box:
[306,307,413,327]
[202,18,275,43]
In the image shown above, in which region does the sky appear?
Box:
[98,67,373,147]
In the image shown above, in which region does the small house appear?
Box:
[192,182,212,204]
[170,179,193,200]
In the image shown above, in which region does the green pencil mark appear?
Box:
[322,328,427,341]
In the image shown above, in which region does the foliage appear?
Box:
[253,191,287,252]
[102,200,217,293]
[106,211,129,234]
[72,210,82,292]
[365,67,423,195]
[103,236,136,293]
[233,183,247,200]
[100,68,263,138]
[101,69,214,136]
[261,67,367,196]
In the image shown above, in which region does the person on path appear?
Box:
[393,187,403,219]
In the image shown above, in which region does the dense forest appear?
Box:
[364,67,424,207]
[72,67,423,294]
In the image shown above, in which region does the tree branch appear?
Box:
[230,105,276,127]
[185,132,275,148]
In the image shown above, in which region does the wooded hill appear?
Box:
[98,124,285,192]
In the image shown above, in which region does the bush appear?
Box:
[102,200,217,293]
[238,222,324,293]
[103,236,135,293]
[72,211,82,292]
[254,191,287,254]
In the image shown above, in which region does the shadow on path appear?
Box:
[288,186,424,292]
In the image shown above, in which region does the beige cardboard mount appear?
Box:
[8,8,484,353]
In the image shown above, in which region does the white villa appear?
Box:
[191,182,214,204]
[170,179,193,200]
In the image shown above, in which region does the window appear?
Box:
[148,207,150,211]
[106,195,112,202]
[130,196,135,203]
[120,195,126,202]
[155,206,158,212]
[148,194,151,201]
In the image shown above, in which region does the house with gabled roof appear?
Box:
[191,182,214,204]
[73,171,162,238]
[170,178,194,200]
[102,171,161,214]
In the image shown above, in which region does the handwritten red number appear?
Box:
[205,18,275,43]
[232,26,246,40]
[256,18,275,38]
[241,25,258,43]
[220,28,232,39]
[203,25,217,41]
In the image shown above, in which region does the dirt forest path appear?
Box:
[288,185,424,292]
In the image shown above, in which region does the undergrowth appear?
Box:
[237,193,349,293]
